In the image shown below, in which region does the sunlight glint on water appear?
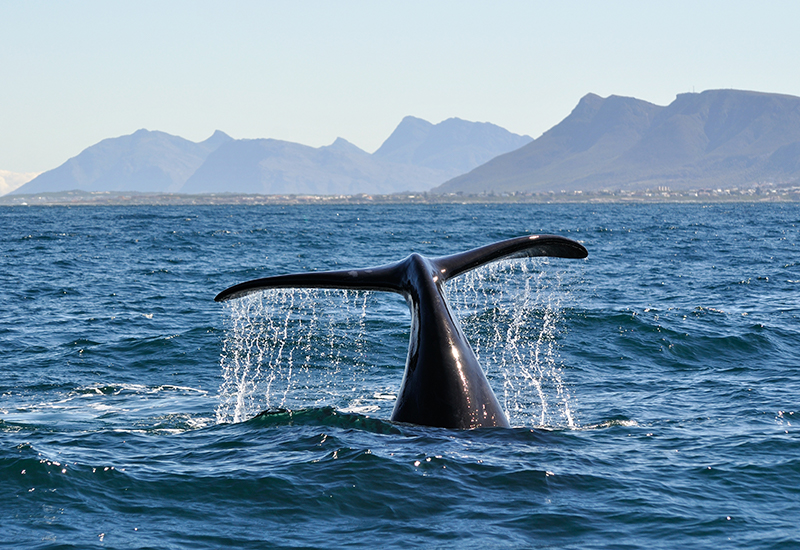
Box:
[216,259,577,428]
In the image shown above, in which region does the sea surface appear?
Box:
[1,202,798,549]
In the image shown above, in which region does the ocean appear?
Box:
[1,202,798,549]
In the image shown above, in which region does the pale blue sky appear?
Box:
[2,0,800,173]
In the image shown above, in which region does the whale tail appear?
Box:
[215,235,586,302]
[215,235,587,429]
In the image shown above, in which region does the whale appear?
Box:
[215,235,587,429]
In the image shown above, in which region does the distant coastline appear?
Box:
[2,183,799,206]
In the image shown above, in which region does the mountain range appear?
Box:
[435,89,800,193]
[12,118,532,196]
[12,89,800,197]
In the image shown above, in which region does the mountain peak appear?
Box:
[374,116,532,173]
[400,115,433,125]
[373,116,434,159]
[200,130,234,151]
[320,137,369,156]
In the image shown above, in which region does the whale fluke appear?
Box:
[216,235,587,429]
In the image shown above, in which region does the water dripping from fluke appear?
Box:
[215,235,587,429]
[216,288,374,424]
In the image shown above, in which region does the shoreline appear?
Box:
[1,187,799,206]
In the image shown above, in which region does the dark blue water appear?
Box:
[1,203,798,549]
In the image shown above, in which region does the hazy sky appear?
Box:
[2,0,800,173]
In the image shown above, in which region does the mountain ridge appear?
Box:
[435,89,800,193]
[12,118,532,196]
[13,129,234,194]
[15,89,800,197]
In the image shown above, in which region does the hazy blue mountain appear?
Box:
[435,89,800,193]
[181,137,445,195]
[15,117,531,195]
[373,116,434,164]
[183,117,532,195]
[373,116,532,177]
[13,129,233,194]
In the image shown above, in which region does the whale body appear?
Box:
[215,235,587,429]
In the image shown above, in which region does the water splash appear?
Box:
[216,289,374,423]
[446,259,577,428]
[217,258,580,428]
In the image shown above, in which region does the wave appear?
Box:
[248,406,402,435]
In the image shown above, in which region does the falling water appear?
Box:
[217,258,579,428]
[446,259,577,428]
[216,289,376,423]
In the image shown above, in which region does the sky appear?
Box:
[2,0,800,173]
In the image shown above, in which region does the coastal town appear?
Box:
[3,181,798,206]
